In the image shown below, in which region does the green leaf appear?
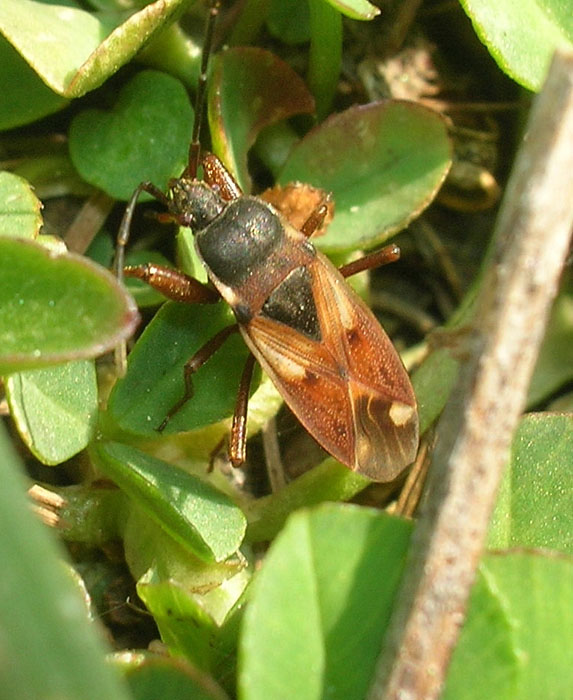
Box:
[246,458,370,543]
[239,504,412,700]
[267,0,310,44]
[0,36,68,129]
[209,47,315,191]
[137,566,248,674]
[307,0,343,119]
[325,0,380,20]
[124,509,247,594]
[413,347,461,435]
[0,238,138,374]
[527,286,573,405]
[5,360,98,465]
[105,301,251,437]
[41,482,126,547]
[488,413,573,554]
[92,441,247,562]
[0,423,131,700]
[69,70,193,200]
[279,100,452,252]
[12,153,89,201]
[0,0,189,98]
[480,551,573,699]
[444,568,520,699]
[125,655,229,700]
[0,171,43,239]
[459,0,573,91]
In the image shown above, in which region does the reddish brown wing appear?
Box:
[241,252,419,481]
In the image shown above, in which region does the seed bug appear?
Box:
[115,1,419,482]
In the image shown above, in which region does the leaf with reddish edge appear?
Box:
[278,100,452,253]
[208,47,315,191]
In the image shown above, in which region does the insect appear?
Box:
[115,1,419,482]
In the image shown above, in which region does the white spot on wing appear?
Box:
[389,401,415,427]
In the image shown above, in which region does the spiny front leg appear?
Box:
[124,264,219,304]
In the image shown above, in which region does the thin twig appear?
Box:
[369,49,573,700]
[28,484,65,529]
[262,416,287,492]
[64,190,114,255]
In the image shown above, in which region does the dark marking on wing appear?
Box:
[261,266,321,341]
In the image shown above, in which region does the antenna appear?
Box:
[188,0,220,179]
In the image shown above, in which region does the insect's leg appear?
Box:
[114,181,169,282]
[158,324,240,431]
[114,181,169,373]
[124,264,219,304]
[338,244,401,278]
[228,353,257,467]
[201,152,243,201]
[300,197,332,238]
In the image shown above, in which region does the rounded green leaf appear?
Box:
[126,515,247,602]
[106,301,251,437]
[488,413,573,554]
[0,37,68,129]
[480,551,573,699]
[268,0,310,44]
[278,100,452,252]
[69,70,193,200]
[0,238,139,374]
[0,424,131,700]
[0,0,189,97]
[528,288,573,405]
[459,0,573,91]
[413,347,461,435]
[209,47,315,191]
[137,567,248,673]
[239,504,412,700]
[246,458,370,543]
[125,655,229,700]
[93,441,246,562]
[0,171,43,239]
[445,567,520,699]
[6,360,98,465]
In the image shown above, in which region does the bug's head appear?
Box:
[169,178,225,232]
